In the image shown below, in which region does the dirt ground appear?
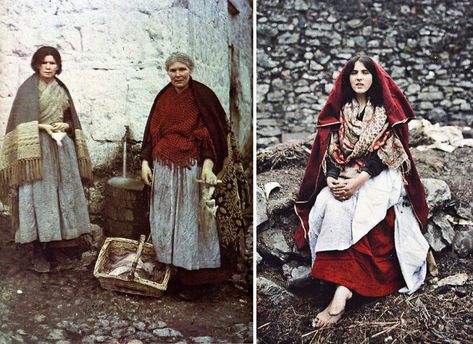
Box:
[256,145,473,343]
[258,252,473,344]
[0,216,252,344]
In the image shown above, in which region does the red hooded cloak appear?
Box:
[294,59,429,250]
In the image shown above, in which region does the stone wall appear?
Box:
[257,0,473,149]
[0,0,252,216]
[1,0,253,164]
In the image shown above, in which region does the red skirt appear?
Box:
[311,207,405,297]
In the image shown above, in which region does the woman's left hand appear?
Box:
[201,159,218,185]
[52,122,69,132]
[338,172,371,200]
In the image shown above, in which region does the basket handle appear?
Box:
[128,234,146,281]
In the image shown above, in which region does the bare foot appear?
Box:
[311,305,343,328]
[328,285,352,316]
[312,285,353,328]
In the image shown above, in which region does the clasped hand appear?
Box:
[38,122,69,136]
[327,173,370,201]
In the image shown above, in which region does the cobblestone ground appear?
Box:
[0,216,253,344]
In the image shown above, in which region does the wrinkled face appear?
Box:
[38,55,58,82]
[167,61,191,92]
[349,61,373,96]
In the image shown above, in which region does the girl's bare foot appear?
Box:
[312,285,353,328]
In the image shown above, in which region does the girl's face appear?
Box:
[167,61,191,92]
[38,55,58,82]
[349,61,373,96]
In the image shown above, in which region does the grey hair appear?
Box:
[165,52,195,72]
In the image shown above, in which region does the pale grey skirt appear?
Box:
[150,161,221,270]
[16,132,91,243]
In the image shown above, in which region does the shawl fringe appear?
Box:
[0,158,43,195]
[154,157,198,170]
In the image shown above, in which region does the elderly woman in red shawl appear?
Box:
[141,52,229,298]
[294,55,430,327]
[0,46,92,272]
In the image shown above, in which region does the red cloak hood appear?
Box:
[294,58,429,249]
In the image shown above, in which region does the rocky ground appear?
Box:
[256,133,473,343]
[0,217,253,344]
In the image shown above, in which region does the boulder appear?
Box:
[432,213,455,244]
[424,222,447,252]
[259,228,292,262]
[287,265,312,288]
[421,178,452,213]
[257,277,295,306]
[453,227,473,257]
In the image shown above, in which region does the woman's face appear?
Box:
[167,61,191,92]
[38,55,58,82]
[349,61,373,96]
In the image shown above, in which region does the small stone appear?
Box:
[81,335,96,344]
[94,328,110,336]
[95,336,109,343]
[347,19,362,28]
[152,328,183,338]
[10,335,25,343]
[147,321,167,330]
[34,314,47,323]
[98,319,110,328]
[133,321,146,332]
[191,336,214,344]
[256,251,263,265]
[111,319,128,329]
[47,329,65,341]
[455,288,467,297]
[437,273,469,287]
[327,15,337,23]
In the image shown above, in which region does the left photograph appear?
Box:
[0,1,253,343]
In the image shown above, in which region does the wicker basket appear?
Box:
[93,234,171,297]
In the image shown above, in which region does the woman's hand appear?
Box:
[52,122,69,132]
[334,172,371,201]
[201,159,218,185]
[38,123,54,137]
[327,176,347,201]
[141,160,153,186]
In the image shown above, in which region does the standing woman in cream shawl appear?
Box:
[0,46,92,272]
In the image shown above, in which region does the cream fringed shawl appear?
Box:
[0,74,92,225]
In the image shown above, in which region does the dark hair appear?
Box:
[340,55,383,107]
[31,46,62,75]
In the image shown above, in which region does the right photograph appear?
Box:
[256,1,473,343]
